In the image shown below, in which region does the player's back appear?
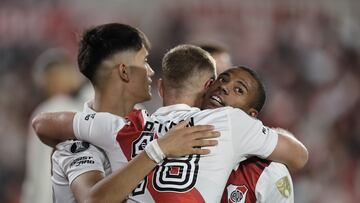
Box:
[73,103,278,203]
[145,105,235,202]
[129,104,278,202]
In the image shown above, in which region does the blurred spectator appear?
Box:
[21,49,84,203]
[197,42,232,75]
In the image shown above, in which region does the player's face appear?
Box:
[202,68,258,112]
[128,46,154,102]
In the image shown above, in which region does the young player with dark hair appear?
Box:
[38,23,219,203]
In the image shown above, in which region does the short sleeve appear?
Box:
[228,108,278,161]
[73,112,125,149]
[55,144,107,185]
[255,162,294,203]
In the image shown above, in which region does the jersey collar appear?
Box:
[83,100,96,113]
[152,104,200,116]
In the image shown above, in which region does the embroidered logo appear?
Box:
[276,176,291,198]
[226,184,248,203]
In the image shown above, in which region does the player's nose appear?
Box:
[220,83,230,95]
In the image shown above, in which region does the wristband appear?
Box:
[144,139,165,164]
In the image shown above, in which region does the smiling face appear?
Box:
[202,67,260,115]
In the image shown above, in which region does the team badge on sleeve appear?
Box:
[226,184,248,203]
[276,176,291,198]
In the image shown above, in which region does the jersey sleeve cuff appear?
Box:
[69,167,105,185]
[262,129,279,158]
[73,112,81,140]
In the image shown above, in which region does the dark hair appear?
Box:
[78,23,150,84]
[236,66,266,112]
[197,43,228,55]
[162,44,216,90]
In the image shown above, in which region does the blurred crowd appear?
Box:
[0,0,359,203]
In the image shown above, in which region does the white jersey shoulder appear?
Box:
[255,162,294,203]
[52,140,111,203]
[73,111,129,170]
[154,105,278,163]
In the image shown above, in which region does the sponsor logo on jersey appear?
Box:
[70,141,90,153]
[276,176,291,198]
[69,156,95,167]
[226,184,248,203]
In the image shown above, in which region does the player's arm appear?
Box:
[267,128,308,172]
[85,119,220,203]
[32,112,76,147]
[53,141,108,203]
[71,171,105,203]
[230,109,308,172]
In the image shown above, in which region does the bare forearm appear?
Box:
[32,112,76,146]
[37,135,62,147]
[87,152,156,203]
[268,132,308,172]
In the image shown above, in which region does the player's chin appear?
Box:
[204,102,218,109]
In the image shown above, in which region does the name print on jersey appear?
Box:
[143,116,195,134]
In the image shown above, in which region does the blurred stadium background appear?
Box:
[0,0,359,202]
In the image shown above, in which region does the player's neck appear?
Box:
[162,88,204,108]
[93,87,135,117]
[163,93,198,108]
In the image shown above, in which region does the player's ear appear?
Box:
[248,108,258,118]
[204,78,214,89]
[157,78,164,98]
[116,64,130,82]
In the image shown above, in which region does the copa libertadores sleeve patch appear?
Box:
[276,176,291,198]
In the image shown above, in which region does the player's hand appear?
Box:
[157,118,220,157]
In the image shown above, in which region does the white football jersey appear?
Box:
[73,104,278,203]
[221,157,294,203]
